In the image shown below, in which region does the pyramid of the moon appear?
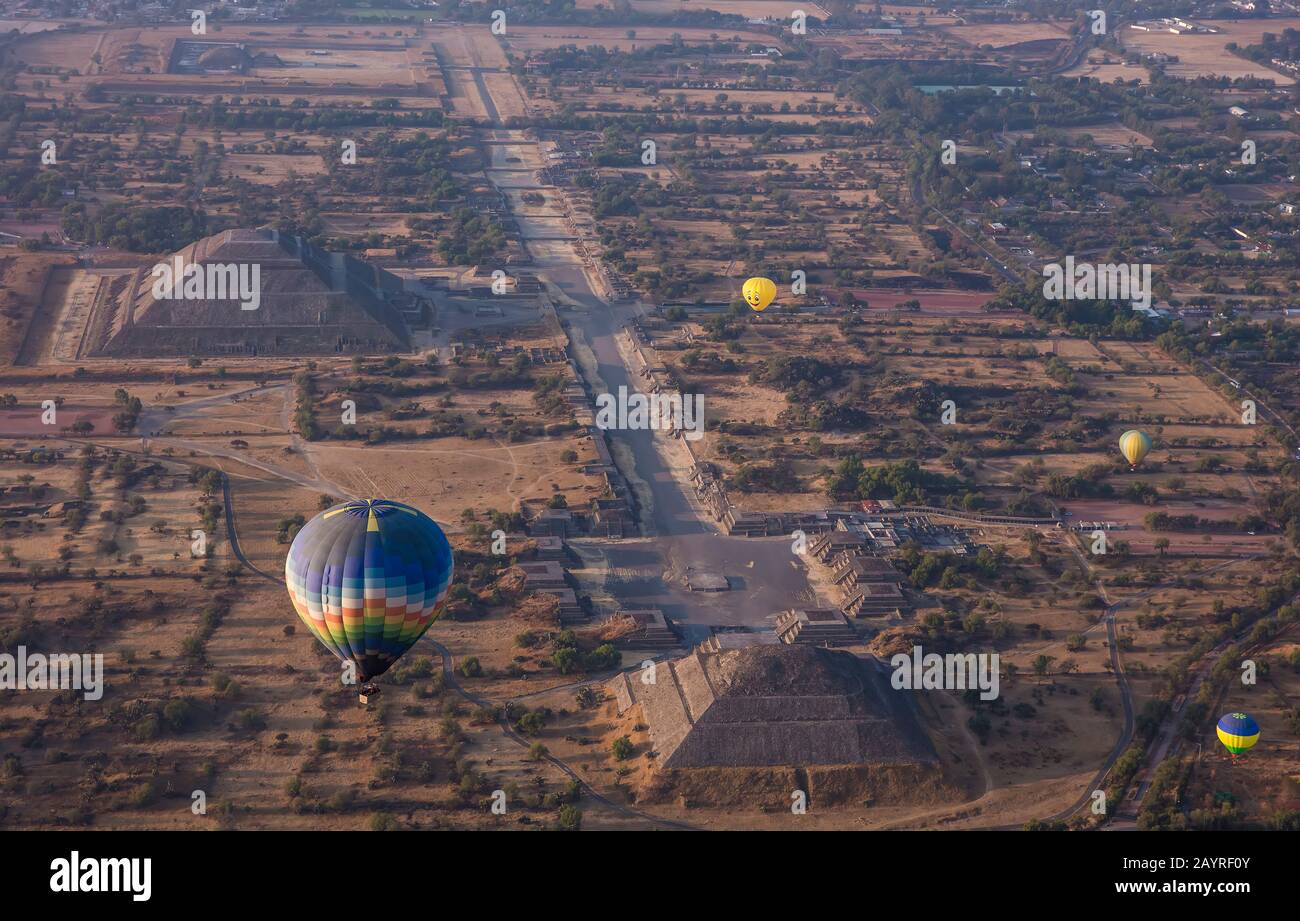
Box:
[612,644,935,769]
[89,229,417,357]
[197,45,254,72]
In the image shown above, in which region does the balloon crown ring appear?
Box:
[342,499,400,518]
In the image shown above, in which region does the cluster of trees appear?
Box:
[448,364,531,390]
[780,399,871,433]
[1231,26,1300,67]
[749,355,844,400]
[1044,462,1114,500]
[111,388,143,433]
[276,514,307,544]
[732,459,799,493]
[550,630,618,676]
[826,457,963,504]
[182,95,444,132]
[897,544,1008,590]
[532,374,570,417]
[1144,510,1268,533]
[988,286,1153,340]
[334,130,462,208]
[293,371,319,440]
[178,596,234,665]
[436,208,506,265]
[0,165,65,208]
[62,203,208,253]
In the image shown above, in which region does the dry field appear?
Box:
[1120,20,1300,85]
[0,448,211,578]
[0,19,68,35]
[4,23,445,104]
[807,30,960,62]
[552,85,871,120]
[0,359,616,831]
[566,120,913,303]
[0,255,75,366]
[566,0,835,16]
[1061,58,1148,84]
[1005,123,1155,149]
[848,287,996,315]
[3,27,102,72]
[0,565,591,830]
[939,21,1072,49]
[308,435,597,524]
[1062,499,1277,556]
[102,355,607,529]
[502,24,776,55]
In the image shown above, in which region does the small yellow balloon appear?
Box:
[742,277,777,312]
[1118,429,1152,468]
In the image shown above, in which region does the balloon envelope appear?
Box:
[742,276,777,312]
[1216,712,1259,755]
[1118,429,1152,467]
[286,499,453,681]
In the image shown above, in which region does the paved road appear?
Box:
[579,305,710,537]
[911,173,1025,286]
[1193,355,1298,445]
[477,120,827,637]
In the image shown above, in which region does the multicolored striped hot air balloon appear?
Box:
[286,499,453,690]
[1118,429,1152,469]
[1216,712,1260,761]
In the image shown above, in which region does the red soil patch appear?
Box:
[0,407,118,436]
[839,287,999,315]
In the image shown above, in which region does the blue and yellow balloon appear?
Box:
[1216,712,1259,761]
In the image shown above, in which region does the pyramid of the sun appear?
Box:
[612,644,935,769]
[89,229,415,357]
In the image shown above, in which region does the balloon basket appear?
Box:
[358,683,381,705]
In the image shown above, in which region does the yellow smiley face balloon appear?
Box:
[742,276,777,312]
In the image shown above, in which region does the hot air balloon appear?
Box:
[286,499,453,698]
[742,276,777,312]
[1118,429,1152,469]
[1216,712,1259,761]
